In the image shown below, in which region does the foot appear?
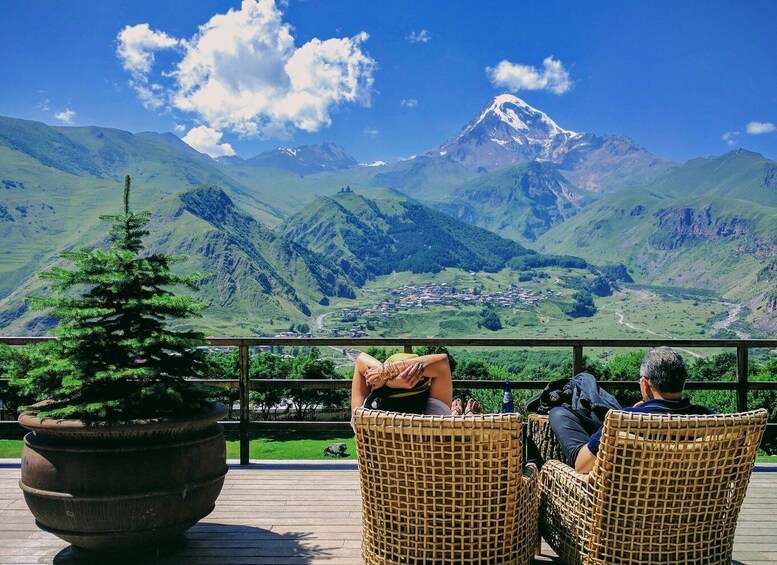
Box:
[451,398,464,416]
[464,398,482,415]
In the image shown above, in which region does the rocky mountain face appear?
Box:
[556,133,676,192]
[242,142,357,174]
[429,94,675,192]
[649,207,752,250]
[431,161,597,243]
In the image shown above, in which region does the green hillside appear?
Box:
[279,190,536,285]
[2,114,776,337]
[0,186,357,335]
[0,116,286,224]
[642,149,777,205]
[537,151,777,333]
[367,156,477,199]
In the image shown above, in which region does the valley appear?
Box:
[309,268,736,349]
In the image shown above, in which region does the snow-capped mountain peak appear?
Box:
[244,143,357,174]
[432,93,581,166]
[485,94,576,137]
[425,93,673,191]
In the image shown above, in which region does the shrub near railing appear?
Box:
[2,337,777,462]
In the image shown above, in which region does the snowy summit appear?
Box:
[432,94,581,167]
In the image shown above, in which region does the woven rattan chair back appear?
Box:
[587,409,767,565]
[353,409,536,565]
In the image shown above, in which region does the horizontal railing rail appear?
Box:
[2,336,777,464]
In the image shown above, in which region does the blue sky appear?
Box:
[0,0,775,163]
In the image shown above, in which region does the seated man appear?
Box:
[549,346,714,474]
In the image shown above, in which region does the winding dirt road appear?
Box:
[604,290,703,358]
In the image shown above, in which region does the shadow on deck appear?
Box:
[1,460,775,564]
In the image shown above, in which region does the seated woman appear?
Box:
[351,351,478,416]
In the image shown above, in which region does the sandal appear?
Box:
[463,398,483,415]
[451,397,464,416]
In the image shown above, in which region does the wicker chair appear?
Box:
[539,409,767,565]
[353,408,538,565]
[527,413,568,466]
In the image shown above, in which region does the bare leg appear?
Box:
[351,352,382,414]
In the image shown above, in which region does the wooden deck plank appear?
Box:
[0,460,775,564]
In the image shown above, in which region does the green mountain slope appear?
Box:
[367,157,477,199]
[430,161,599,244]
[536,151,777,332]
[635,149,777,205]
[0,116,285,224]
[279,190,536,285]
[0,186,356,335]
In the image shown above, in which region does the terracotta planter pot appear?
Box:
[18,403,228,560]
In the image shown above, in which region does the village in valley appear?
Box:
[320,282,562,337]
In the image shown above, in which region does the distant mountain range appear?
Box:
[222,142,358,174]
[1,94,776,334]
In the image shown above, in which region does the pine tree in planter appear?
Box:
[14,177,227,560]
[16,175,213,421]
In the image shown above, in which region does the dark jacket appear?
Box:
[527,372,622,428]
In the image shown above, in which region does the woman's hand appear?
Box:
[363,361,425,389]
[364,365,387,388]
[385,362,425,389]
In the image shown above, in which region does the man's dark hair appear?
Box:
[639,347,687,393]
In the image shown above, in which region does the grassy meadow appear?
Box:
[0,439,772,462]
[0,439,357,460]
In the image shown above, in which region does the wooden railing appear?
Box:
[2,337,777,464]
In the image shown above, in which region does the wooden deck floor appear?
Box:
[1,460,776,564]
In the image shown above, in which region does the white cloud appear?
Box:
[486,56,573,95]
[407,29,431,43]
[135,83,169,110]
[746,121,776,135]
[54,109,76,124]
[117,0,375,142]
[182,125,236,157]
[37,99,50,112]
[722,131,740,146]
[363,127,379,136]
[173,123,186,133]
[116,24,181,110]
[116,23,180,78]
[400,98,418,108]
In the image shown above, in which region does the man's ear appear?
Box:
[643,378,655,399]
[639,376,651,400]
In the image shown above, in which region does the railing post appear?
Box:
[572,345,584,376]
[404,344,413,354]
[736,345,748,412]
[239,341,250,465]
